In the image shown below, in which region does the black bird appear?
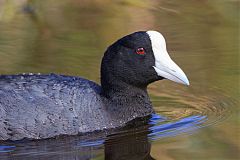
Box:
[0,31,189,140]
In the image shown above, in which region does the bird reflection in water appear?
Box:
[0,114,207,160]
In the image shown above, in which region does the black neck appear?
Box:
[101,78,154,118]
[101,78,147,99]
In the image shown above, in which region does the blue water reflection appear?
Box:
[0,145,16,153]
[148,114,207,140]
[78,139,105,147]
[75,114,207,148]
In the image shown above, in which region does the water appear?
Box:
[0,0,239,159]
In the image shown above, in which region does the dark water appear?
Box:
[0,0,239,159]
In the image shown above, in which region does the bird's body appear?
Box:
[0,74,103,140]
[0,74,154,140]
[0,31,189,140]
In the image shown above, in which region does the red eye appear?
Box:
[136,48,145,55]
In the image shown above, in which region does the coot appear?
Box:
[0,31,189,140]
